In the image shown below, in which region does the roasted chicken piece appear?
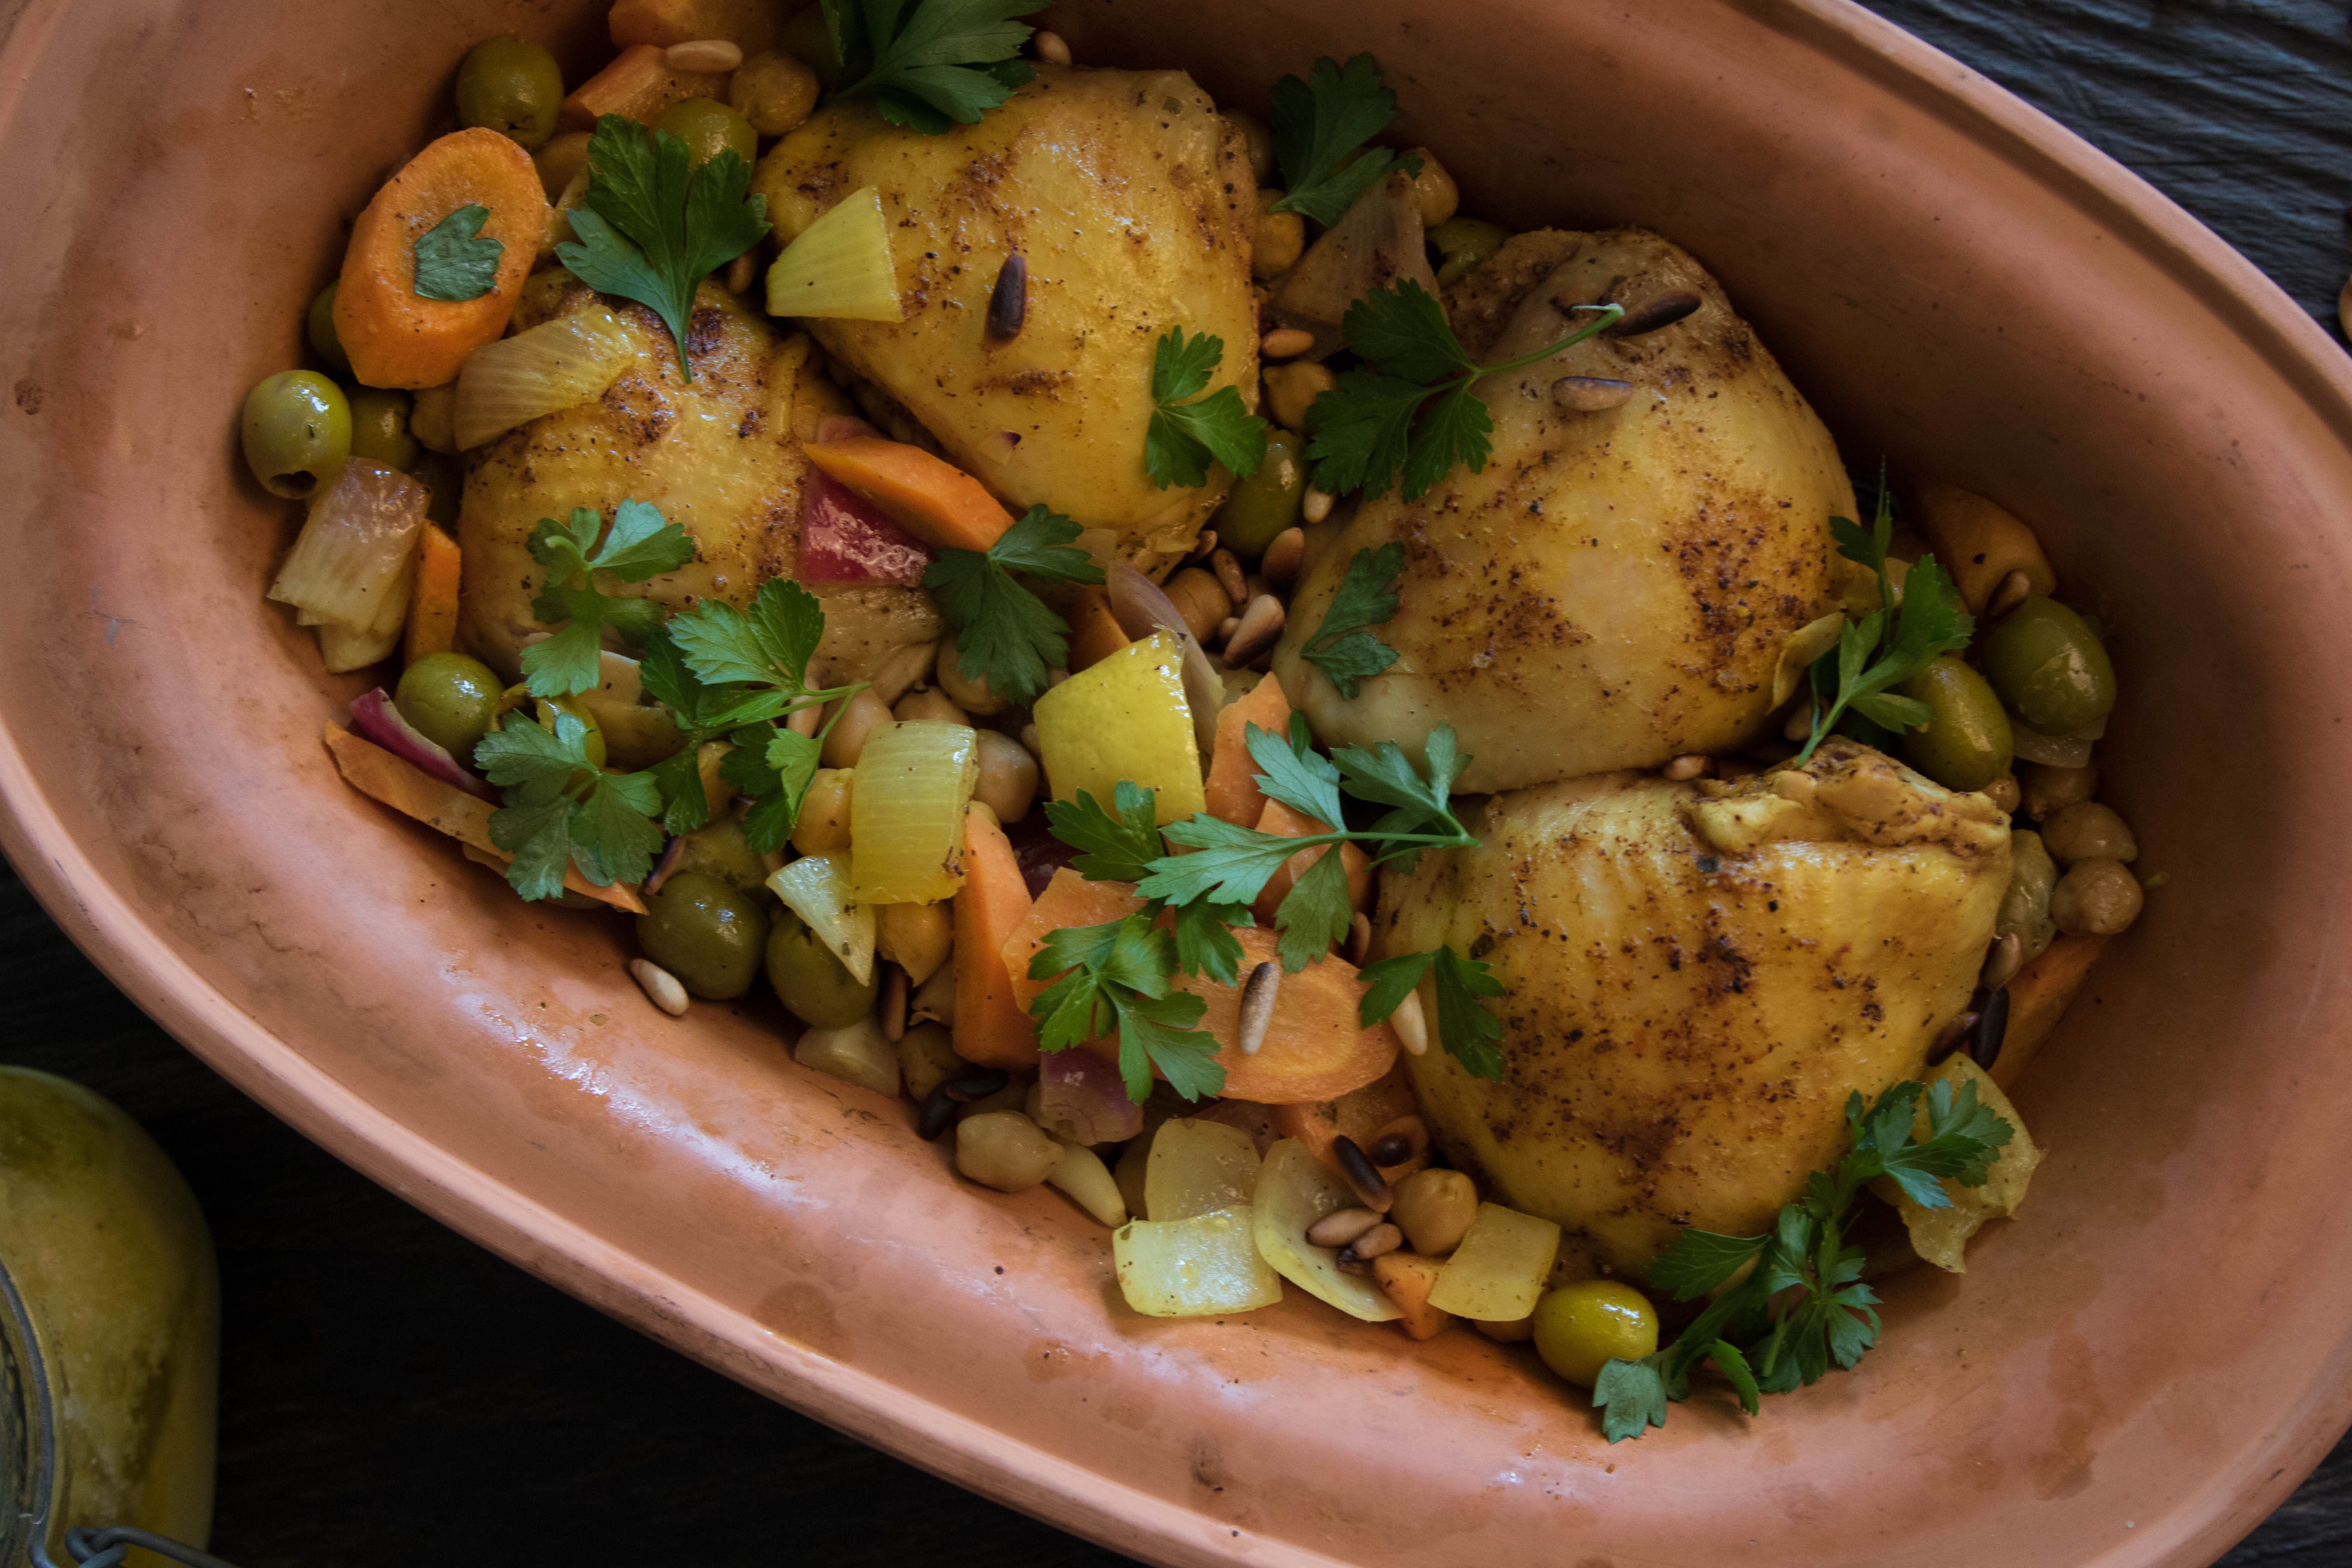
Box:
[1272,227,1861,793]
[1378,743,2012,1274]
[752,68,1260,551]
[457,273,941,685]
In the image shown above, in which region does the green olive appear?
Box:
[395,652,503,759]
[1899,655,2014,792]
[306,283,352,379]
[778,3,843,92]
[346,386,419,473]
[1209,428,1307,557]
[637,873,769,999]
[1430,217,1510,287]
[765,906,879,1028]
[1531,1280,1659,1389]
[654,97,757,169]
[241,371,351,499]
[665,817,771,897]
[455,35,564,151]
[1980,595,2117,735]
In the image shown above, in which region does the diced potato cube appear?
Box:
[1034,630,1206,826]
[1113,1207,1282,1316]
[1880,1056,2044,1272]
[1372,1253,1453,1341]
[1146,1118,1262,1222]
[1428,1203,1561,1321]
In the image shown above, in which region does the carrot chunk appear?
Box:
[402,525,462,665]
[1250,798,1371,930]
[559,43,732,131]
[1205,674,1292,826]
[802,437,1017,554]
[1990,933,2110,1092]
[952,804,1042,1070]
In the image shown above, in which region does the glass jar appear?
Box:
[0,1068,218,1567]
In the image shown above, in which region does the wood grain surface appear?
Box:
[5,0,2349,1561]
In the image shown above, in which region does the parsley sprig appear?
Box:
[412,204,502,302]
[476,709,665,901]
[555,115,769,383]
[1267,55,1423,227]
[923,505,1106,707]
[1591,1077,2015,1442]
[1793,485,1974,766]
[1145,327,1268,490]
[636,579,870,850]
[522,500,698,697]
[1305,281,1626,502]
[820,0,1044,135]
[1029,908,1228,1102]
[1296,542,1403,699]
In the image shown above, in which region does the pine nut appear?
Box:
[1215,616,1240,645]
[986,251,1026,343]
[724,252,756,293]
[1339,1222,1403,1263]
[1261,326,1314,358]
[1262,527,1305,588]
[1222,593,1286,669]
[1302,487,1334,524]
[1237,961,1280,1056]
[1391,989,1429,1056]
[1553,375,1634,412]
[1608,289,1703,337]
[630,959,689,1017]
[1664,753,1711,781]
[1332,1135,1393,1211]
[665,38,744,71]
[1347,911,1372,965]
[1033,29,1071,64]
[1971,986,2011,1070]
[1929,1008,1981,1065]
[1980,931,2024,991]
[1783,701,1818,742]
[1986,567,2034,621]
[882,963,909,1041]
[1306,1207,1382,1247]
[1210,546,1249,604]
[1185,528,1218,563]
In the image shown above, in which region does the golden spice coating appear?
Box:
[1273,227,1861,794]
[1379,743,2011,1274]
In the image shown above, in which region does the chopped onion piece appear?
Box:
[766,186,904,322]
[1272,171,1436,342]
[1427,1203,1561,1322]
[1036,1049,1143,1146]
[1251,1139,1401,1323]
[348,688,493,798]
[767,852,877,985]
[849,721,978,905]
[268,459,428,633]
[453,306,637,450]
[315,616,403,674]
[1112,1207,1282,1317]
[1146,1118,1262,1222]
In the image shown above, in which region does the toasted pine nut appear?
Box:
[1980,932,2024,991]
[1222,593,1286,669]
[1306,1207,1382,1248]
[1302,487,1334,524]
[724,251,756,293]
[1341,1222,1403,1262]
[1262,527,1305,587]
[1783,701,1818,742]
[1214,616,1240,645]
[1261,326,1315,358]
[1237,961,1280,1056]
[1210,546,1249,604]
[1033,29,1071,64]
[630,959,689,1017]
[1391,989,1429,1056]
[1347,911,1372,965]
[1553,375,1635,412]
[1185,528,1218,563]
[1664,753,1711,781]
[1986,567,2034,621]
[665,38,744,70]
[1332,1135,1393,1211]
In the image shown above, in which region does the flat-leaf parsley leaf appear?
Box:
[1145,326,1268,489]
[412,203,504,302]
[821,0,1045,135]
[924,505,1106,706]
[522,499,697,697]
[475,708,665,901]
[1267,55,1423,227]
[1295,542,1404,698]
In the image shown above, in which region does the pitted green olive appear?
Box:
[655,97,757,170]
[665,817,771,897]
[637,873,769,999]
[1980,595,2116,735]
[764,906,878,1028]
[1899,655,2014,793]
[394,652,502,759]
[456,35,564,151]
[241,371,351,499]
[346,386,419,473]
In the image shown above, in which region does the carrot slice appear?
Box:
[559,43,733,131]
[1269,1060,1430,1179]
[323,722,645,912]
[402,525,463,665]
[802,437,1017,554]
[952,803,1041,1070]
[1990,933,2110,1092]
[609,0,782,52]
[333,129,550,390]
[1064,585,1130,673]
[1372,1253,1454,1341]
[1205,675,1292,826]
[1004,870,1398,1103]
[1250,798,1371,929]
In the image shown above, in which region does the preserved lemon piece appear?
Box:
[1033,631,1206,826]
[1112,1207,1282,1317]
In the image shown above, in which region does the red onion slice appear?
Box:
[799,469,934,584]
[348,688,496,799]
[1037,1047,1145,1145]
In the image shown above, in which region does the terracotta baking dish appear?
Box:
[3,0,2347,1561]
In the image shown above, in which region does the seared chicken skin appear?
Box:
[1272,228,1859,794]
[457,273,941,686]
[1378,743,2011,1274]
[753,68,1260,550]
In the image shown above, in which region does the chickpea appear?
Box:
[1390,1168,1477,1256]
[1403,147,1458,227]
[895,1021,963,1102]
[972,729,1040,824]
[877,900,954,986]
[1264,361,1336,433]
[1225,109,1275,184]
[894,687,970,726]
[957,1112,1064,1192]
[793,768,854,853]
[2021,761,2098,821]
[820,688,891,767]
[730,50,821,136]
[2040,799,2137,865]
[935,636,1007,715]
[2051,858,2143,935]
[1253,190,1305,278]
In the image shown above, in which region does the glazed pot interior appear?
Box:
[2,1,2349,1565]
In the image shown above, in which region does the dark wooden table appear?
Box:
[8,1,2352,1561]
